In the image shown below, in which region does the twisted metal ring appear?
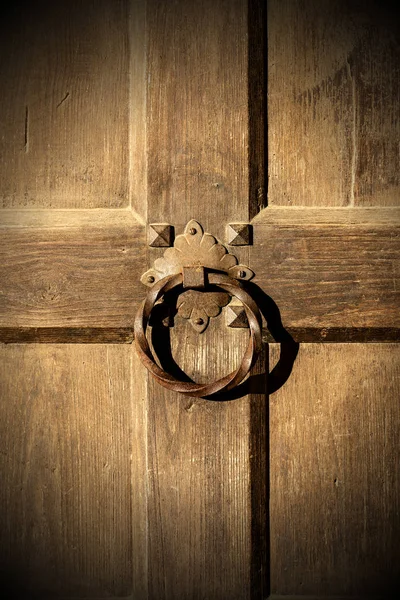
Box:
[134,272,263,397]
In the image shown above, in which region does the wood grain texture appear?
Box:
[143,316,267,599]
[268,0,400,208]
[0,344,132,597]
[131,345,149,600]
[0,328,135,344]
[268,0,354,206]
[248,0,266,217]
[268,597,387,600]
[263,327,400,343]
[142,1,267,595]
[0,1,129,208]
[351,2,400,206]
[129,0,148,222]
[251,208,400,328]
[0,210,146,329]
[269,343,400,597]
[146,0,249,239]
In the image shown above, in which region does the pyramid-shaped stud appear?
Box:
[148,223,174,247]
[226,223,252,246]
[226,304,249,328]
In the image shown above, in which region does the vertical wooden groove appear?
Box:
[248,0,266,217]
[250,344,269,599]
[249,2,268,594]
[143,0,268,596]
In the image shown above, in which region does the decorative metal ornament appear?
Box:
[226,222,252,246]
[141,219,254,332]
[148,223,174,247]
[135,220,262,397]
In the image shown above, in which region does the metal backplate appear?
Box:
[141,220,254,332]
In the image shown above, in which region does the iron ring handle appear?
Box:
[134,272,263,397]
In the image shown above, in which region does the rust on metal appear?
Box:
[134,272,262,398]
[135,220,262,396]
[182,266,206,289]
[148,223,174,247]
[140,219,254,333]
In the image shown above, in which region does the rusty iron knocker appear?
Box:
[134,220,263,397]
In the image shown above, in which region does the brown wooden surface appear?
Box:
[252,207,400,329]
[269,343,400,597]
[144,322,267,599]
[268,0,400,208]
[1,0,399,598]
[131,343,149,600]
[142,1,267,597]
[129,0,147,220]
[1,207,398,338]
[0,1,129,208]
[146,0,251,239]
[0,344,132,596]
[267,2,400,597]
[0,210,145,330]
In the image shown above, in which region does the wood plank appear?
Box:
[144,317,267,599]
[268,597,387,600]
[352,3,400,206]
[0,208,145,229]
[269,343,400,597]
[142,1,267,597]
[146,0,250,240]
[252,209,400,328]
[0,328,134,344]
[268,0,400,208]
[131,345,149,600]
[0,344,132,596]
[0,1,129,208]
[1,208,398,340]
[129,0,148,221]
[0,210,146,330]
[263,327,400,343]
[268,0,354,206]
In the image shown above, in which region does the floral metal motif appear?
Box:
[141,219,254,332]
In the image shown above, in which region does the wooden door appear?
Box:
[0,1,399,599]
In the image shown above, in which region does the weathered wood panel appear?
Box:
[268,0,400,208]
[144,319,267,599]
[131,345,149,600]
[0,1,129,208]
[146,0,250,239]
[269,343,400,597]
[0,344,132,596]
[1,207,398,340]
[129,0,148,221]
[252,208,400,329]
[268,0,354,206]
[141,1,268,597]
[0,210,145,331]
[352,4,400,206]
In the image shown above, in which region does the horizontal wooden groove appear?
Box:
[1,327,399,344]
[269,596,388,600]
[0,327,135,343]
[263,327,400,343]
[55,597,134,600]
